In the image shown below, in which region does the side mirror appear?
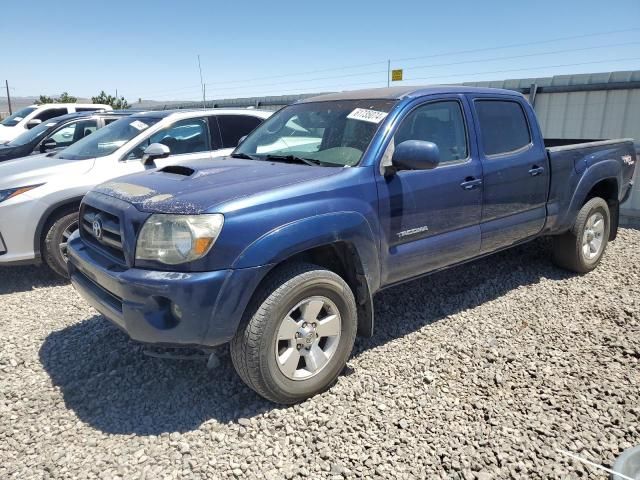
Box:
[237,135,247,146]
[390,140,440,172]
[40,138,57,153]
[141,143,170,166]
[26,119,42,130]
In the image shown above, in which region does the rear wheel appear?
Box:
[230,262,357,404]
[552,197,610,273]
[43,210,79,278]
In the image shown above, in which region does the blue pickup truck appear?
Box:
[67,86,636,403]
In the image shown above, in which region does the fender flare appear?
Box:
[233,211,381,337]
[560,160,620,231]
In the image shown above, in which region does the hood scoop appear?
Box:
[158,165,195,177]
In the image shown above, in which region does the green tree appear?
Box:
[37,95,55,104]
[91,91,129,110]
[36,92,78,104]
[57,91,77,103]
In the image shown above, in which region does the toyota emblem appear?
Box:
[92,219,103,239]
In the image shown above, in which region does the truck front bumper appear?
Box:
[67,233,271,348]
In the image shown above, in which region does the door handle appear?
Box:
[460,178,483,190]
[529,165,545,176]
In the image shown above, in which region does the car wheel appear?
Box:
[43,209,79,278]
[230,262,357,404]
[552,197,610,273]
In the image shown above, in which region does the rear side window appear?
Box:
[34,108,68,122]
[475,100,531,156]
[217,115,263,148]
[76,107,104,112]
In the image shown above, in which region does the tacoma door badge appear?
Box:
[397,226,429,238]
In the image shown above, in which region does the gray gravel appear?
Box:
[1,230,639,479]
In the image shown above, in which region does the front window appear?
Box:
[56,116,161,160]
[235,100,397,167]
[6,119,59,146]
[1,107,37,127]
[125,117,211,160]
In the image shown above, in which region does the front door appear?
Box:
[469,97,549,252]
[119,116,214,174]
[376,97,483,286]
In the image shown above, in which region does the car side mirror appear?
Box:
[40,138,57,153]
[27,119,42,130]
[141,143,170,166]
[390,140,440,173]
[237,135,247,146]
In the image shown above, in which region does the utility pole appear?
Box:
[387,60,390,88]
[197,55,206,109]
[5,80,12,114]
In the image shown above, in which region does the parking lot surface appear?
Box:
[1,230,638,479]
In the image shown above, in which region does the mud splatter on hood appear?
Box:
[93,157,343,214]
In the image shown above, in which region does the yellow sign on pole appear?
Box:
[391,69,403,82]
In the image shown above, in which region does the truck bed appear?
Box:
[543,138,636,234]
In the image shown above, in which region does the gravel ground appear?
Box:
[0,230,639,479]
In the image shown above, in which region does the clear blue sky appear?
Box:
[3,0,640,102]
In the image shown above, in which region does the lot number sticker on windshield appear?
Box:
[130,120,149,131]
[347,108,388,124]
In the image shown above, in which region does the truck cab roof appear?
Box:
[301,85,525,103]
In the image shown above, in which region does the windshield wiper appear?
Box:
[230,152,257,160]
[264,154,327,167]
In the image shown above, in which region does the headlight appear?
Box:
[0,184,43,203]
[135,214,224,265]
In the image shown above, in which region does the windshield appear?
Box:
[56,116,161,160]
[6,119,59,146]
[1,107,37,127]
[235,99,397,167]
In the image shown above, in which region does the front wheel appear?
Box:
[43,209,79,278]
[552,197,610,273]
[230,263,357,404]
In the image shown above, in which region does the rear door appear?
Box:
[469,96,549,252]
[376,96,483,286]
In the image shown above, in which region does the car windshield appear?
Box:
[1,107,37,127]
[56,116,161,160]
[6,119,59,146]
[234,99,397,167]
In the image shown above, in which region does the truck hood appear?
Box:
[0,153,94,190]
[93,157,344,214]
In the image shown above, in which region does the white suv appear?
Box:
[0,103,112,143]
[0,108,271,276]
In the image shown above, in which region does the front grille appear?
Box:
[81,204,126,263]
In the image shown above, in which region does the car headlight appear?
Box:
[135,214,224,265]
[0,184,43,204]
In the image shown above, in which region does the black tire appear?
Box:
[43,209,79,278]
[552,197,610,273]
[230,262,357,404]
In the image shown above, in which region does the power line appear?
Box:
[198,41,640,94]
[392,27,640,63]
[215,57,640,98]
[405,57,640,82]
[141,27,640,97]
[150,43,640,100]
[203,27,640,88]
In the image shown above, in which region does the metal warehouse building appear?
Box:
[158,69,640,222]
